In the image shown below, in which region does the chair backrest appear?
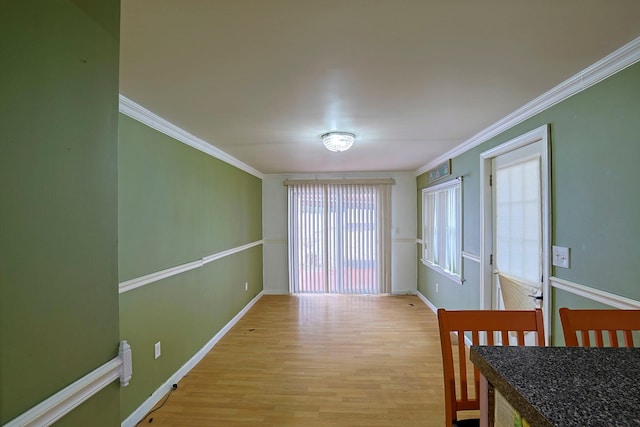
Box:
[437,308,544,426]
[559,307,640,347]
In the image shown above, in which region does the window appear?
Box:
[421,179,462,283]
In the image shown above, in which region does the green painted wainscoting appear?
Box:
[118,114,263,420]
[417,61,640,344]
[0,0,121,425]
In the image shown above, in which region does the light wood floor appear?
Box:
[139,295,450,426]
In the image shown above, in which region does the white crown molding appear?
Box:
[416,36,640,176]
[119,240,264,294]
[550,276,640,309]
[121,291,264,427]
[5,358,122,427]
[119,95,264,179]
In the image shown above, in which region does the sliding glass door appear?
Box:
[287,183,391,294]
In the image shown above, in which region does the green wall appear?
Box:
[417,62,640,343]
[118,114,263,420]
[0,1,121,425]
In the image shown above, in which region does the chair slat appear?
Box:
[501,330,509,345]
[580,330,591,347]
[560,308,640,348]
[458,330,468,401]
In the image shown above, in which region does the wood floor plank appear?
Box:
[138,295,448,426]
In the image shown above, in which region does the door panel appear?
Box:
[493,142,544,312]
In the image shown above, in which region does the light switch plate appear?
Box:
[154,341,161,359]
[552,246,570,268]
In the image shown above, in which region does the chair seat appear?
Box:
[453,418,480,427]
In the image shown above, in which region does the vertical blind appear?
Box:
[287,182,391,294]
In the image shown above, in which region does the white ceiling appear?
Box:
[120,1,640,175]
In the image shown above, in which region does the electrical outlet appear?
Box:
[154,341,161,359]
[436,283,439,293]
[245,282,248,291]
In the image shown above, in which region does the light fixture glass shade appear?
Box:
[321,132,355,152]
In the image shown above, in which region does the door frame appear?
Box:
[479,124,551,345]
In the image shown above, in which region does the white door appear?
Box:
[480,125,551,345]
[493,141,543,312]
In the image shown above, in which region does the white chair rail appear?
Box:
[3,341,132,427]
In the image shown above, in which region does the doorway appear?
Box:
[480,125,551,344]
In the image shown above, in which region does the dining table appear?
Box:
[469,345,640,426]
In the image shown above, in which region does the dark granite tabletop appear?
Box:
[470,346,640,426]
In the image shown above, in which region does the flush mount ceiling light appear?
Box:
[321,132,355,152]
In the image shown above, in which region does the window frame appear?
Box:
[421,178,463,284]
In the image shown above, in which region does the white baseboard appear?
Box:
[416,291,438,314]
[121,291,264,427]
[391,290,416,296]
[261,289,290,295]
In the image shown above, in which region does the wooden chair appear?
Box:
[437,308,545,427]
[559,307,640,347]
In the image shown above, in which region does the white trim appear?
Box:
[202,241,263,264]
[119,95,263,179]
[121,291,264,427]
[119,260,203,294]
[5,358,122,427]
[462,251,481,263]
[550,276,640,309]
[119,240,264,294]
[416,291,438,314]
[391,290,416,296]
[480,124,550,159]
[261,289,290,295]
[420,260,464,285]
[422,177,461,191]
[416,36,640,176]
